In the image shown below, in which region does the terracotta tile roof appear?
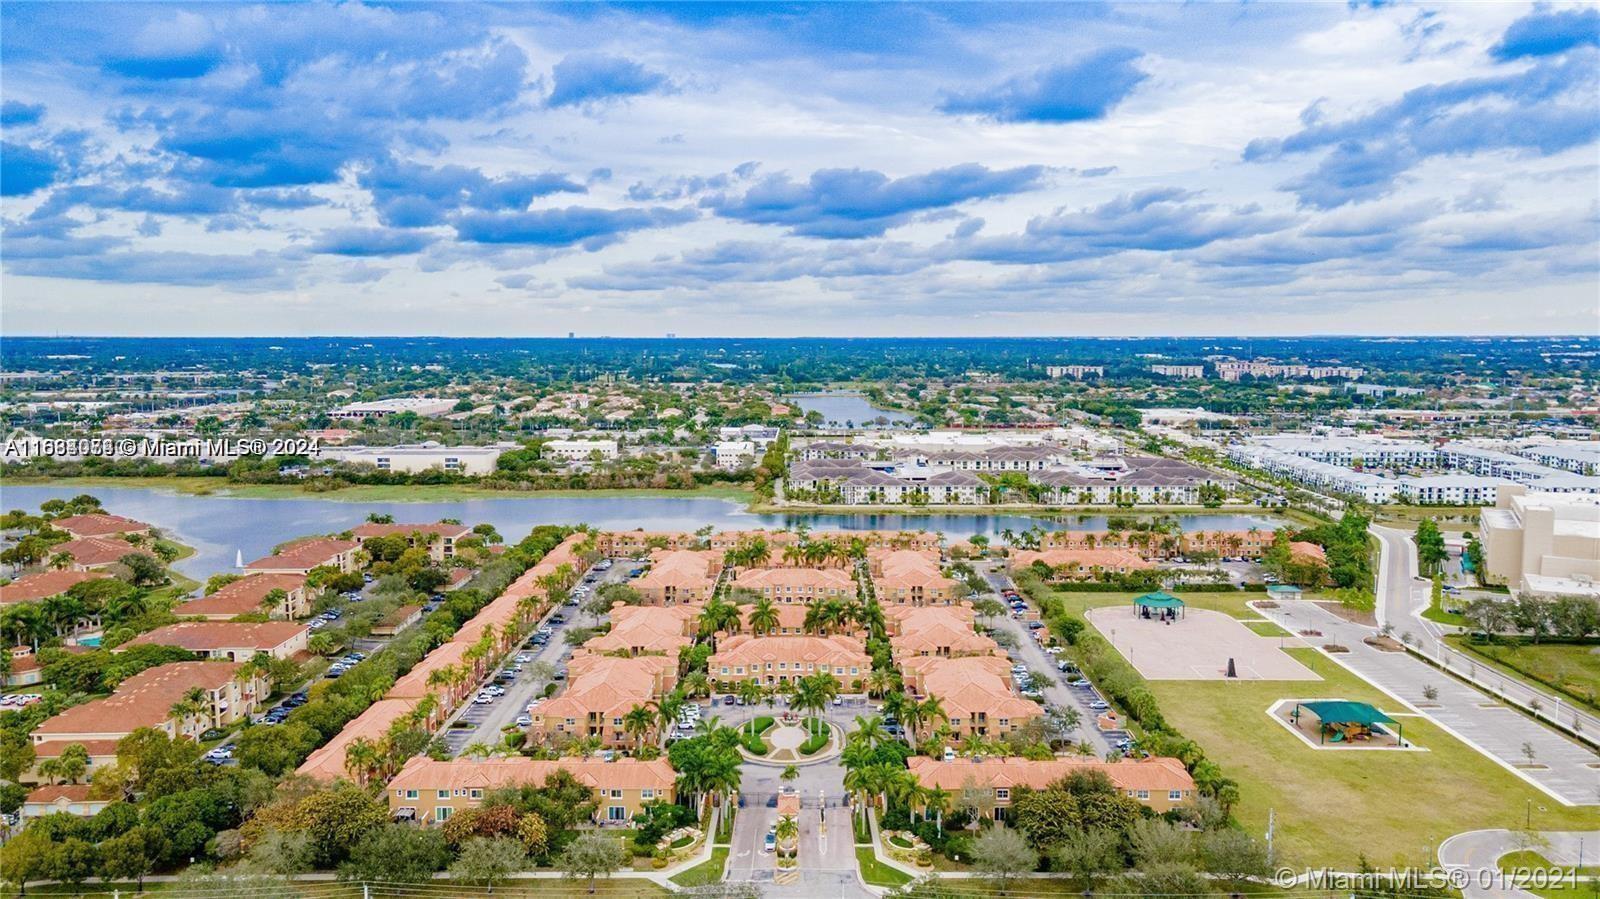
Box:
[537,656,664,720]
[56,537,156,568]
[33,661,244,738]
[584,605,697,654]
[0,571,111,605]
[297,698,419,782]
[387,640,472,700]
[175,574,306,617]
[34,739,120,759]
[907,755,1196,795]
[1290,541,1327,562]
[636,550,720,592]
[710,634,871,670]
[871,550,958,592]
[25,784,100,804]
[350,522,474,540]
[387,755,676,795]
[246,538,359,572]
[733,567,854,593]
[53,513,151,538]
[122,621,308,653]
[913,656,1040,722]
[739,603,808,631]
[1011,548,1153,571]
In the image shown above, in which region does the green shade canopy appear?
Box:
[1298,700,1394,727]
[1133,591,1185,609]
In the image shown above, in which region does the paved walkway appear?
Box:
[1372,526,1600,743]
[1259,599,1600,806]
[1439,829,1600,898]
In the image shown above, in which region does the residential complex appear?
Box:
[175,573,310,620]
[121,621,312,660]
[907,755,1199,815]
[387,756,676,824]
[350,521,475,562]
[245,537,360,574]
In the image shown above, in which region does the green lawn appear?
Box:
[1500,849,1600,876]
[1141,646,1600,869]
[1245,619,1293,637]
[1048,588,1286,620]
[0,883,669,898]
[856,846,914,887]
[1445,636,1600,711]
[670,846,729,888]
[2,475,753,504]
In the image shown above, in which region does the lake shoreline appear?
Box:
[0,476,755,504]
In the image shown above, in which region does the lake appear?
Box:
[0,484,1283,582]
[786,392,917,428]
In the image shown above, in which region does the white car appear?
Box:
[515,715,532,727]
[515,653,532,664]
[474,693,494,704]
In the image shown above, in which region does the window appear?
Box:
[1169,790,1182,801]
[435,807,452,822]
[642,789,654,799]
[608,806,626,821]
[610,789,622,798]
[1136,790,1149,800]
[405,789,418,799]
[437,790,450,800]
[995,789,1009,800]
[469,789,482,799]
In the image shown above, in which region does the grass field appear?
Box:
[1,475,754,504]
[857,845,914,887]
[1048,588,1283,620]
[1245,619,1294,637]
[2,880,670,898]
[1140,645,1600,869]
[1446,635,1600,711]
[669,846,729,888]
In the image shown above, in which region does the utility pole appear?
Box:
[1266,808,1275,867]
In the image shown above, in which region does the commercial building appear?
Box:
[121,621,311,661]
[713,440,757,470]
[330,397,456,419]
[1045,366,1102,379]
[317,442,511,476]
[907,755,1198,815]
[387,755,676,824]
[175,573,310,620]
[245,537,360,575]
[1480,487,1600,597]
[543,439,620,463]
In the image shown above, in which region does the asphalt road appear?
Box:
[980,563,1115,754]
[726,749,870,898]
[1438,829,1600,899]
[444,559,632,755]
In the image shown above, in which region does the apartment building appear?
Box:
[910,655,1041,740]
[121,621,311,661]
[907,755,1198,816]
[709,634,871,689]
[732,566,856,603]
[22,785,111,821]
[1397,474,1517,506]
[738,601,809,635]
[528,654,675,748]
[870,549,961,605]
[28,661,267,782]
[0,571,110,606]
[387,756,676,825]
[1010,548,1152,579]
[1045,365,1103,379]
[634,549,721,605]
[175,573,310,620]
[330,397,455,419]
[582,603,698,656]
[54,536,159,571]
[350,521,474,562]
[1480,487,1600,597]
[885,604,999,661]
[52,513,152,540]
[246,537,360,575]
[1150,364,1205,379]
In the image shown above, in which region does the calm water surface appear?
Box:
[786,392,916,428]
[0,484,1282,581]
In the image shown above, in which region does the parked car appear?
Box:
[722,695,736,706]
[515,715,532,727]
[1088,700,1110,711]
[763,829,776,853]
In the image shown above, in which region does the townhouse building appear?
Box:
[907,755,1199,816]
[387,756,676,825]
[52,513,152,540]
[1009,548,1152,579]
[53,536,159,572]
[528,654,675,748]
[885,604,999,661]
[870,549,961,605]
[0,571,110,606]
[582,603,698,657]
[906,655,1041,740]
[731,566,856,603]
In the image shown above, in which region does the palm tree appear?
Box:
[849,714,889,751]
[344,736,383,785]
[914,696,947,744]
[773,814,799,856]
[736,679,765,722]
[747,597,780,636]
[168,687,209,736]
[652,692,687,747]
[624,704,655,753]
[698,597,739,643]
[923,785,952,834]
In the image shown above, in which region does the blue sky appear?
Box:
[1,1,1596,336]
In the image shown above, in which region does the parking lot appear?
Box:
[442,557,634,755]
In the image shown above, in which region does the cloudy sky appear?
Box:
[2,1,1597,337]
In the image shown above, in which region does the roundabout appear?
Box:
[737,714,842,764]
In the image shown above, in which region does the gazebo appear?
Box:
[1293,700,1400,745]
[1266,583,1303,600]
[1133,590,1185,620]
